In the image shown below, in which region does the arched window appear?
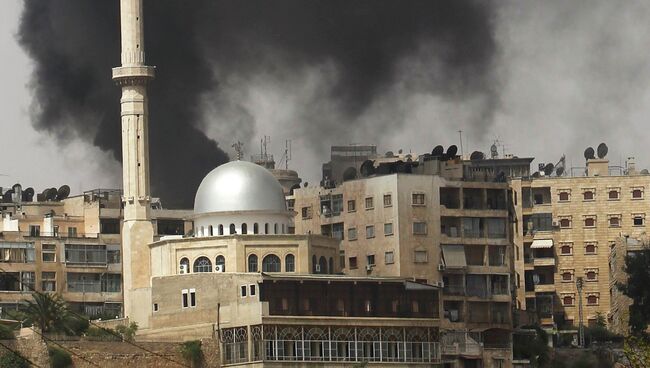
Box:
[208,225,213,236]
[265,223,269,234]
[215,255,225,272]
[329,257,334,274]
[218,225,224,235]
[193,256,212,273]
[200,226,205,237]
[242,223,248,234]
[312,255,317,273]
[248,254,258,272]
[262,254,281,272]
[254,223,259,234]
[274,223,278,234]
[229,224,236,235]
[285,254,295,272]
[319,256,328,274]
[179,257,190,274]
[282,224,285,234]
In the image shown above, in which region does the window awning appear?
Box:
[531,239,553,249]
[442,245,467,268]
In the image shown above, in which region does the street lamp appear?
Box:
[576,277,584,348]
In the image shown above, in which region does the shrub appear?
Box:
[0,351,29,368]
[0,325,15,340]
[179,340,203,368]
[64,316,89,336]
[48,346,72,368]
[84,326,120,341]
[115,322,138,342]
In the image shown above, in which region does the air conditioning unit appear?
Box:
[214,265,224,273]
[365,265,373,271]
[179,264,188,274]
[438,264,446,271]
[449,309,459,322]
[315,264,321,273]
[552,221,559,227]
[436,281,445,288]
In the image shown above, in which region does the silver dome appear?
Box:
[194,160,287,214]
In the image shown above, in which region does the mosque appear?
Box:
[113,0,442,365]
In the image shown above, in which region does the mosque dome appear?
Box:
[194,160,287,214]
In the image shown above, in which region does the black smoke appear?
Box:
[18,0,497,208]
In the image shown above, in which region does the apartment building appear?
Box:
[292,156,517,368]
[0,187,192,318]
[510,158,650,329]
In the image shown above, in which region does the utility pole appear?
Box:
[458,130,464,158]
[576,277,585,347]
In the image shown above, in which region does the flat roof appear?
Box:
[261,273,439,289]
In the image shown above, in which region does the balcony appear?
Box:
[534,284,555,293]
[533,257,555,267]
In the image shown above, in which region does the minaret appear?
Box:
[112,0,155,327]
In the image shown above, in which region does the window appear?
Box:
[65,244,107,265]
[365,197,374,209]
[29,225,40,237]
[182,289,189,308]
[301,206,312,219]
[107,248,120,264]
[586,270,598,281]
[250,284,256,297]
[41,272,56,292]
[365,225,375,239]
[634,215,645,226]
[385,251,394,264]
[215,255,225,272]
[583,190,594,201]
[632,188,644,199]
[262,254,281,272]
[585,243,597,255]
[563,295,574,306]
[67,227,78,238]
[190,289,196,307]
[384,223,393,236]
[193,257,212,273]
[241,223,247,234]
[348,227,357,240]
[561,271,573,282]
[20,272,35,292]
[248,254,258,272]
[274,223,278,234]
[383,194,392,207]
[560,243,573,255]
[42,244,56,262]
[240,285,247,297]
[349,257,358,269]
[229,224,236,234]
[218,225,224,235]
[100,219,120,234]
[584,217,596,227]
[414,250,428,263]
[264,223,269,234]
[339,251,345,269]
[559,218,571,228]
[208,225,213,236]
[608,190,619,200]
[558,192,570,202]
[347,200,356,212]
[367,254,375,266]
[412,193,425,206]
[253,223,259,234]
[285,254,295,272]
[587,294,599,306]
[413,222,427,235]
[609,216,620,227]
[179,257,190,274]
[153,303,159,312]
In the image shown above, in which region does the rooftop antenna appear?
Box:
[232,141,244,160]
[458,130,464,158]
[278,139,293,170]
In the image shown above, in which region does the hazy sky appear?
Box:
[3,1,650,201]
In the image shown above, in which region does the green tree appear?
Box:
[22,292,83,335]
[0,351,29,368]
[617,248,650,335]
[513,326,550,368]
[179,340,203,368]
[623,336,650,368]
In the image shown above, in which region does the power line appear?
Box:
[0,267,190,368]
[0,339,43,368]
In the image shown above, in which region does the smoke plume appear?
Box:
[18,0,497,207]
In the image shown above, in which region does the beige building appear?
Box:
[0,187,191,318]
[292,156,516,368]
[510,158,650,329]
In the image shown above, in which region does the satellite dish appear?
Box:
[22,187,34,202]
[641,169,650,175]
[584,147,595,160]
[446,145,458,158]
[556,166,565,176]
[385,151,394,158]
[470,151,485,160]
[490,144,499,158]
[46,188,58,201]
[2,190,13,203]
[532,172,541,178]
[543,163,555,176]
[342,167,357,181]
[495,171,507,182]
[431,145,444,157]
[597,143,608,159]
[398,149,403,154]
[360,160,375,177]
[56,185,70,200]
[289,183,301,195]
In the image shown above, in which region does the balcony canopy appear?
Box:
[531,239,553,249]
[442,245,467,268]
